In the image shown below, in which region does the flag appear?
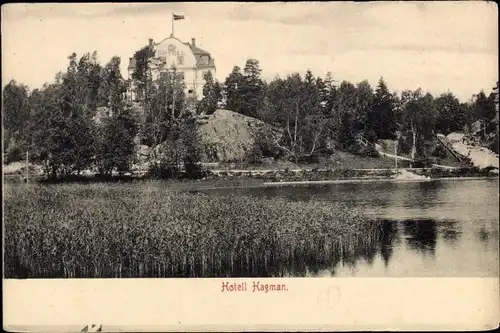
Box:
[173,14,185,20]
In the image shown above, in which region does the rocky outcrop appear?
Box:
[131,108,275,164]
[196,109,268,162]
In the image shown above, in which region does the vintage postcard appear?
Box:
[2,2,499,332]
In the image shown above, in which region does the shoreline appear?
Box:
[3,166,498,190]
[262,176,497,186]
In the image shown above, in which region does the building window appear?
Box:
[168,44,176,55]
[157,49,167,57]
[177,71,185,81]
[177,55,184,65]
[200,55,209,65]
[202,70,210,80]
[188,89,194,94]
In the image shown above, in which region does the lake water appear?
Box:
[201,178,499,277]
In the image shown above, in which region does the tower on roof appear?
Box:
[126,35,216,102]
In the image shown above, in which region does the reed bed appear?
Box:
[4,183,381,278]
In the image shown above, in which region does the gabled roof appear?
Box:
[128,37,216,70]
[184,42,211,55]
[155,35,184,46]
[183,41,216,68]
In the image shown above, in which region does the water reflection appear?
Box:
[283,218,466,277]
[440,221,462,245]
[379,220,399,266]
[202,179,499,277]
[300,218,457,277]
[401,219,437,256]
[477,227,489,242]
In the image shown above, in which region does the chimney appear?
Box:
[148,38,153,47]
[191,38,196,47]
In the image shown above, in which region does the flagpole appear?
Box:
[171,13,174,37]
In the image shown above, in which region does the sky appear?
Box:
[1,2,498,102]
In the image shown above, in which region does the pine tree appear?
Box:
[315,77,327,111]
[198,71,222,115]
[224,66,244,112]
[239,59,265,118]
[367,77,397,139]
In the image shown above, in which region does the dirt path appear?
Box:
[374,144,413,161]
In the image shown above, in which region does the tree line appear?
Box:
[3,50,499,179]
[3,51,201,179]
[196,59,498,162]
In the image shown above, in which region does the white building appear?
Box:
[127,36,216,101]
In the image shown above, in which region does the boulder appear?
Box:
[197,109,273,163]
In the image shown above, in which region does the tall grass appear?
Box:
[4,183,380,278]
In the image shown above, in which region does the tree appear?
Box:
[239,59,265,118]
[197,71,222,115]
[75,51,102,113]
[30,82,96,178]
[302,69,321,114]
[367,77,397,140]
[315,76,328,111]
[434,92,467,135]
[2,80,31,135]
[398,89,437,160]
[141,65,186,148]
[31,53,99,178]
[354,80,374,129]
[325,81,360,148]
[98,56,126,113]
[223,66,244,112]
[322,72,338,112]
[471,91,496,140]
[131,46,155,102]
[261,72,329,162]
[95,56,138,176]
[176,116,203,177]
[472,91,496,122]
[95,107,138,176]
[299,69,328,155]
[26,52,114,178]
[267,74,302,161]
[2,80,31,162]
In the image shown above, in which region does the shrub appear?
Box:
[147,160,179,179]
[297,153,321,164]
[432,144,448,159]
[346,141,379,158]
[4,145,23,164]
[364,129,378,144]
